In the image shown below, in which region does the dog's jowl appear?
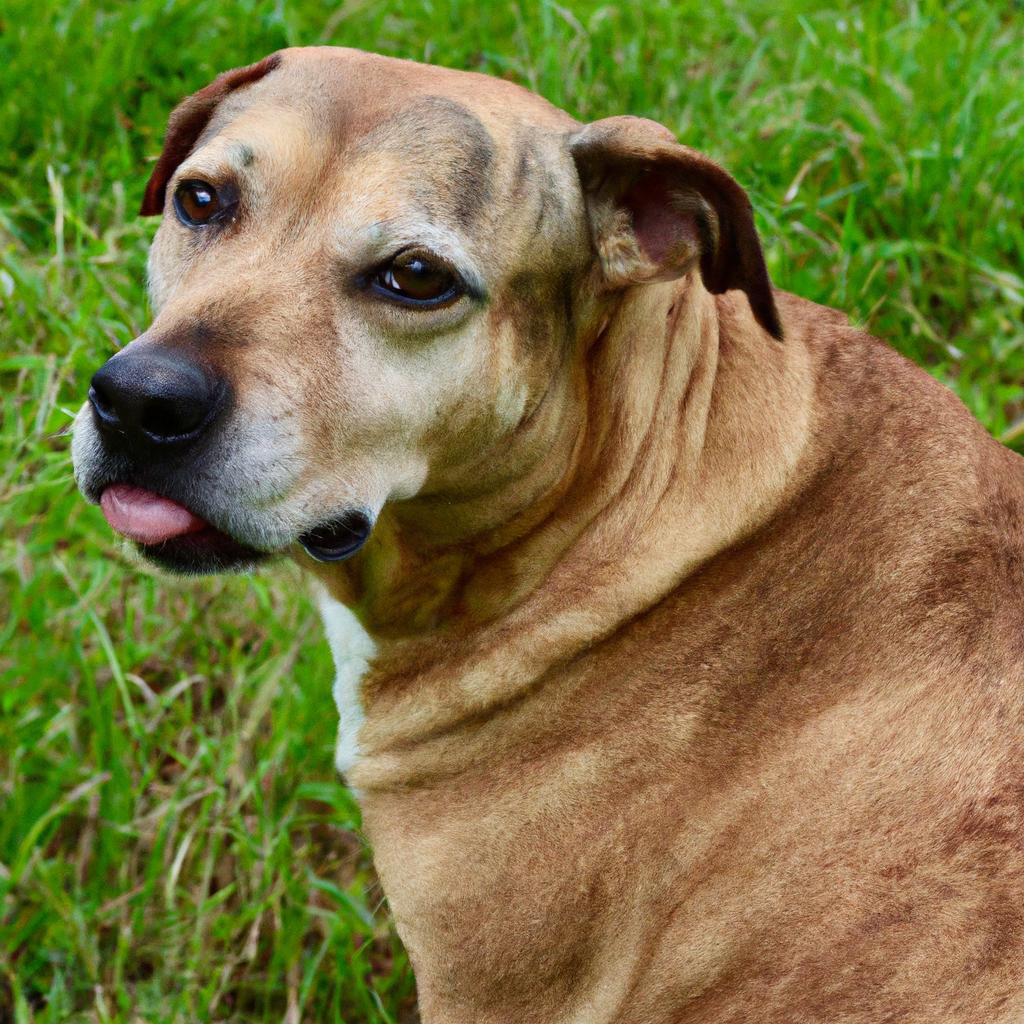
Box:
[73,47,1024,1024]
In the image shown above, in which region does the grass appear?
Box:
[1,0,1021,1020]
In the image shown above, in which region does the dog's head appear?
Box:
[73,46,779,574]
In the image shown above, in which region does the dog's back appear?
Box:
[646,292,1024,1021]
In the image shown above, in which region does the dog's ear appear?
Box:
[140,53,283,217]
[568,116,782,339]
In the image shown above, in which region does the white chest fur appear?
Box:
[315,587,376,778]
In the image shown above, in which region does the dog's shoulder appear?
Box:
[716,287,1024,676]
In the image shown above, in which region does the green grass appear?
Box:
[1,0,1021,1020]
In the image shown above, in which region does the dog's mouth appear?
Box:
[100,483,268,574]
[98,483,375,574]
[298,511,374,562]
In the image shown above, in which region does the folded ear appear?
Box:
[139,52,283,216]
[569,116,782,340]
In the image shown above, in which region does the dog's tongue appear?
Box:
[100,484,207,545]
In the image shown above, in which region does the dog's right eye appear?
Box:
[371,250,462,308]
[173,180,233,227]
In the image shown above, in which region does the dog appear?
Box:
[72,47,1024,1023]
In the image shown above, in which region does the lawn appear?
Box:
[1,0,1021,1020]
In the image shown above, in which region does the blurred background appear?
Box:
[1,1,1021,1020]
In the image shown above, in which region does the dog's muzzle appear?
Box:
[78,347,376,574]
[89,348,226,453]
[79,346,267,572]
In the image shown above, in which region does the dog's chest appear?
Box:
[315,588,375,777]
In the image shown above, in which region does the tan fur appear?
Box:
[75,47,1024,1022]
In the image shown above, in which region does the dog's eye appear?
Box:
[173,180,229,227]
[373,251,460,307]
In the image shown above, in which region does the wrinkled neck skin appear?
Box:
[309,276,813,790]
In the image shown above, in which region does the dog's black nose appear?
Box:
[89,349,225,449]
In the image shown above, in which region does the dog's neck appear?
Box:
[311,277,813,787]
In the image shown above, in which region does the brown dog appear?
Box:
[72,47,1024,1023]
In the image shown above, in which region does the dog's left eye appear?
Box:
[373,251,461,307]
[174,180,232,227]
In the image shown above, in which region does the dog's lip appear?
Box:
[95,482,372,564]
[96,481,269,573]
[299,510,374,562]
[100,483,209,546]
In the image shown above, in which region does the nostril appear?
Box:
[140,394,208,441]
[88,381,119,426]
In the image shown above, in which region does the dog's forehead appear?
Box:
[205,47,577,168]
[287,45,576,127]
[184,48,586,250]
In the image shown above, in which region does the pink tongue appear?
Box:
[100,484,207,545]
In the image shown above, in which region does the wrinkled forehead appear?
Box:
[187,48,580,237]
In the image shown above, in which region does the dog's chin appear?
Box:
[135,528,269,576]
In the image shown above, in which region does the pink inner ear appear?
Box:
[623,173,698,269]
